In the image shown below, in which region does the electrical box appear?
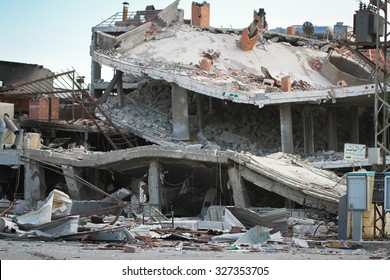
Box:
[347,172,370,211]
[384,173,390,211]
[354,9,384,43]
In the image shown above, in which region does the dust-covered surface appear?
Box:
[0,239,388,260]
[116,24,332,92]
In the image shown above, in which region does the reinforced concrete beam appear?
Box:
[96,71,121,105]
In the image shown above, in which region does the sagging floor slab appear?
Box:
[22,146,345,216]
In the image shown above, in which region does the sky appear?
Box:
[0,0,363,84]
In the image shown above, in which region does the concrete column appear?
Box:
[171,84,190,140]
[279,104,294,154]
[351,107,359,143]
[117,70,124,108]
[62,165,83,200]
[328,107,337,150]
[197,93,205,131]
[148,161,162,211]
[303,108,314,154]
[90,32,102,99]
[91,62,102,99]
[228,167,250,208]
[24,155,45,207]
[83,131,89,148]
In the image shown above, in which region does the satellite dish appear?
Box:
[302,21,314,38]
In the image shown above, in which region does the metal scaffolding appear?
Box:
[374,0,390,239]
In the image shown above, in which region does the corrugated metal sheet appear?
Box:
[228,207,288,233]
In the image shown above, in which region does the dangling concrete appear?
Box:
[62,165,84,200]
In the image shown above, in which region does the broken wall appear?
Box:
[321,56,372,86]
[0,61,53,87]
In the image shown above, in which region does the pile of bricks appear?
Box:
[292,80,313,91]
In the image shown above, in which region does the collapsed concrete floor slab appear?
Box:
[23,145,345,216]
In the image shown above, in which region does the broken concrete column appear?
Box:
[228,167,250,208]
[303,108,314,154]
[148,161,163,211]
[24,152,46,208]
[279,104,294,154]
[171,83,190,140]
[350,107,359,144]
[328,107,337,150]
[62,165,84,200]
[96,71,122,105]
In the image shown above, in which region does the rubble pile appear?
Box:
[2,190,386,259]
[103,80,371,159]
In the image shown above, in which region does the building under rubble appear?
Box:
[1,1,389,239]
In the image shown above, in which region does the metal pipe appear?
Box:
[3,114,19,135]
[3,144,16,150]
[14,128,23,149]
[122,2,129,21]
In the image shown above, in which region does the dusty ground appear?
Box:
[0,239,389,260]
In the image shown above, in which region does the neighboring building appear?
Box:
[333,22,353,40]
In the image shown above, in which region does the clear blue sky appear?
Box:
[0,0,361,84]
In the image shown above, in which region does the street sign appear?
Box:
[344,143,366,162]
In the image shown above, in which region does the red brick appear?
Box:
[29,97,60,121]
[199,58,213,72]
[281,76,292,92]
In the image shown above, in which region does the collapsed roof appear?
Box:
[92,0,376,108]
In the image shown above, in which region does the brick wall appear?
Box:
[191,2,210,27]
[29,97,60,121]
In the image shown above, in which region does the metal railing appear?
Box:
[95,10,160,28]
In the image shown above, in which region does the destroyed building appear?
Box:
[0,0,389,245]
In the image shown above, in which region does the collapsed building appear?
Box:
[0,1,389,243]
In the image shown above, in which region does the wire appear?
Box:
[162,170,195,186]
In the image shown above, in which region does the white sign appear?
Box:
[344,143,366,161]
